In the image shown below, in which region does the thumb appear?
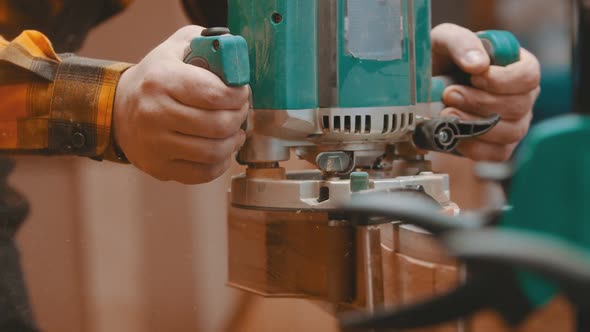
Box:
[160,25,207,60]
[431,23,490,75]
[169,25,206,44]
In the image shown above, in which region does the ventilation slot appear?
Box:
[322,116,330,131]
[344,116,351,133]
[334,116,342,132]
[355,115,362,133]
[392,114,398,132]
[400,113,406,129]
[409,113,414,126]
[383,115,390,133]
[318,186,330,203]
[365,115,371,133]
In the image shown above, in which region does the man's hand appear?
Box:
[113,26,249,184]
[432,23,541,162]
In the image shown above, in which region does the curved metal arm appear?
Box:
[444,229,590,332]
[341,282,481,331]
[341,192,484,234]
[443,229,590,301]
[445,229,590,285]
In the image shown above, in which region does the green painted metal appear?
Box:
[336,0,411,107]
[431,77,446,103]
[228,0,429,109]
[477,30,522,67]
[228,0,318,109]
[350,172,370,192]
[225,2,519,116]
[414,0,432,104]
[186,35,250,87]
[500,115,590,306]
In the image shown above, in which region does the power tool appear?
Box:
[336,1,590,331]
[184,0,520,314]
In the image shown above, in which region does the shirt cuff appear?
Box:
[48,55,133,162]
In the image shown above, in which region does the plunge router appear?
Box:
[185,0,520,311]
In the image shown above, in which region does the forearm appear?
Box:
[0,31,133,161]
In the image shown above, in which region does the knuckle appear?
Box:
[516,122,530,141]
[433,23,461,35]
[236,86,250,104]
[464,92,488,111]
[523,71,541,90]
[203,141,231,163]
[136,98,154,113]
[215,113,241,137]
[523,60,542,89]
[140,67,165,93]
[203,86,229,108]
[505,98,530,120]
[532,86,542,100]
[441,107,462,119]
[529,87,542,106]
[171,25,203,42]
[475,92,496,109]
[505,123,528,144]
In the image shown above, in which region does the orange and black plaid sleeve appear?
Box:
[0,0,134,162]
[0,31,133,161]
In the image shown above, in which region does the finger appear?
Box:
[163,130,246,165]
[441,107,532,145]
[147,61,250,110]
[471,48,541,94]
[166,158,232,185]
[163,99,249,139]
[443,85,539,121]
[456,139,518,162]
[431,23,490,75]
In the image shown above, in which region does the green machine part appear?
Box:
[228,0,319,109]
[500,115,590,307]
[184,33,250,87]
[228,0,432,110]
[335,0,431,107]
[228,0,521,111]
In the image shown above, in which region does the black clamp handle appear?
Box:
[413,114,500,154]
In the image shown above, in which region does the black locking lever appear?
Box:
[413,114,501,154]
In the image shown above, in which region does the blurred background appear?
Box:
[11,0,573,331]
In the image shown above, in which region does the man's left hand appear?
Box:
[432,23,541,162]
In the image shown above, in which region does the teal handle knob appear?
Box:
[476,30,521,67]
[431,30,521,102]
[184,31,250,87]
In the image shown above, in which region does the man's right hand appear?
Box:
[113,26,249,184]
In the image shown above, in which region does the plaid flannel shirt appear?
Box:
[0,0,226,162]
[0,0,135,162]
[0,31,132,161]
